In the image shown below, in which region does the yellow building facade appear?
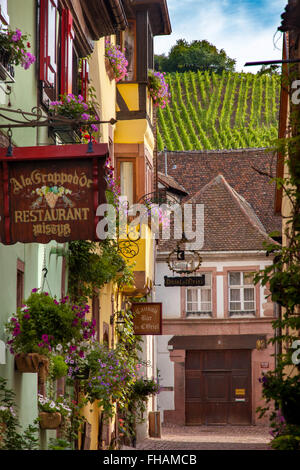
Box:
[79,1,171,448]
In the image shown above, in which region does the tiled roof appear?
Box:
[157,148,281,235]
[158,174,274,253]
[157,171,188,195]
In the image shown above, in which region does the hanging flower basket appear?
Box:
[147,70,171,109]
[0,28,35,70]
[15,353,49,376]
[104,40,128,82]
[39,411,62,430]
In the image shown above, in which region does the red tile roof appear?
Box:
[157,149,281,235]
[159,173,275,253]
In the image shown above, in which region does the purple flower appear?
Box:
[81,113,90,121]
[41,334,49,343]
[11,29,22,42]
[31,288,39,293]
[23,314,30,320]
[91,124,98,132]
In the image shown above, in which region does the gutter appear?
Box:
[108,0,128,31]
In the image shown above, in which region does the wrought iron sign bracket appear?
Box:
[0,106,117,155]
[0,106,117,129]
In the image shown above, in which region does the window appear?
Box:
[61,8,74,95]
[228,271,255,315]
[79,58,89,101]
[118,160,135,206]
[16,260,24,310]
[0,0,9,26]
[40,3,76,105]
[186,273,212,316]
[39,0,58,90]
[121,20,136,81]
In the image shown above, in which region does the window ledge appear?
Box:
[186,312,212,319]
[229,311,256,318]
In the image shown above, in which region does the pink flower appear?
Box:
[31,288,38,293]
[11,29,22,42]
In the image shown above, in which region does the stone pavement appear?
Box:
[135,424,272,451]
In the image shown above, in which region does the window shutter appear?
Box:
[61,8,74,95]
[80,58,89,101]
[39,0,57,87]
[0,0,9,25]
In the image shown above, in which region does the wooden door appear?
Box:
[185,350,251,425]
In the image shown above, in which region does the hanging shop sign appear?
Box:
[0,144,108,244]
[132,302,162,335]
[164,275,205,287]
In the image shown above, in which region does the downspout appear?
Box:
[164,146,167,176]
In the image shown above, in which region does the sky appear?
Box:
[154,0,287,73]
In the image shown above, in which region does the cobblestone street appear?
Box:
[135,424,272,451]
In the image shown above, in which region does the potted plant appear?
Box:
[38,394,71,430]
[147,69,170,109]
[104,39,128,82]
[49,93,99,143]
[5,289,96,374]
[0,26,35,72]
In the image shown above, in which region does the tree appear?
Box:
[155,39,236,74]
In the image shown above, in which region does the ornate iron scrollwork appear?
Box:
[0,106,116,129]
[117,237,139,259]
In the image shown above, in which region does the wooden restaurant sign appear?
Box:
[132,303,162,335]
[0,144,108,244]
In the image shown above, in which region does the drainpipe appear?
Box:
[164,146,167,176]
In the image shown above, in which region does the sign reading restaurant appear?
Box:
[0,144,108,244]
[132,303,162,335]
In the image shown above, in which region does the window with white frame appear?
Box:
[186,273,212,316]
[228,271,255,315]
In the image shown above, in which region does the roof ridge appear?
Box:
[185,174,223,203]
[219,175,272,241]
[186,173,272,242]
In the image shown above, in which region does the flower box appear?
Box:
[15,353,49,376]
[49,125,82,144]
[39,411,62,430]
[0,48,15,83]
[105,57,115,81]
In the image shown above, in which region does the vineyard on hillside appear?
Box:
[156,71,281,151]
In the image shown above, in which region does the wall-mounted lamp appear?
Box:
[256,338,267,350]
[110,310,126,333]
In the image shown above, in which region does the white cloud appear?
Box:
[155,0,286,72]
